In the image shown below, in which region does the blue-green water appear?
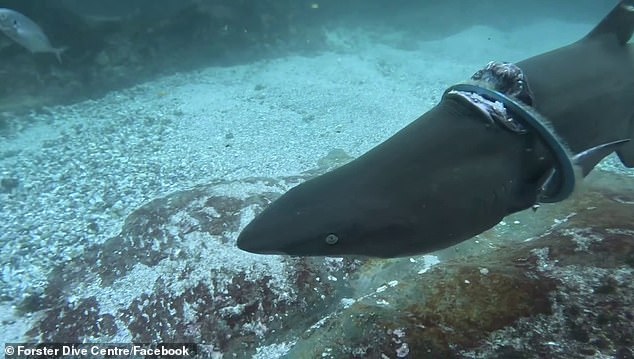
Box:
[0,1,632,358]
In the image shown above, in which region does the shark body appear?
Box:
[237,1,634,258]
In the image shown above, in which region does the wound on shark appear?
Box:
[238,0,634,258]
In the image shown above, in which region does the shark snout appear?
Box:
[236,174,357,257]
[236,217,286,255]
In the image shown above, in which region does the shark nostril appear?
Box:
[325,233,339,245]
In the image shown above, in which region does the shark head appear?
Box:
[237,99,547,258]
[237,87,629,258]
[238,0,634,258]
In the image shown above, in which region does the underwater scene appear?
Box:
[1,0,633,358]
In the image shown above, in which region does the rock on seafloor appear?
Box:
[23,172,363,357]
[19,169,633,358]
[282,171,634,359]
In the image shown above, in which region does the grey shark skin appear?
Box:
[237,1,634,258]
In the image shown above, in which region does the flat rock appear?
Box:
[21,170,633,358]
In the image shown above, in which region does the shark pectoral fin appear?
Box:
[574,139,630,175]
[616,120,634,167]
[617,140,634,167]
[539,139,629,202]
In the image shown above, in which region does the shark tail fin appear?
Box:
[583,0,634,45]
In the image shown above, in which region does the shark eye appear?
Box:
[324,233,339,245]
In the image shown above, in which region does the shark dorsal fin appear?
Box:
[583,0,634,45]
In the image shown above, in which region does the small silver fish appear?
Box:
[0,8,66,62]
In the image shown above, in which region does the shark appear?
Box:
[237,0,634,258]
